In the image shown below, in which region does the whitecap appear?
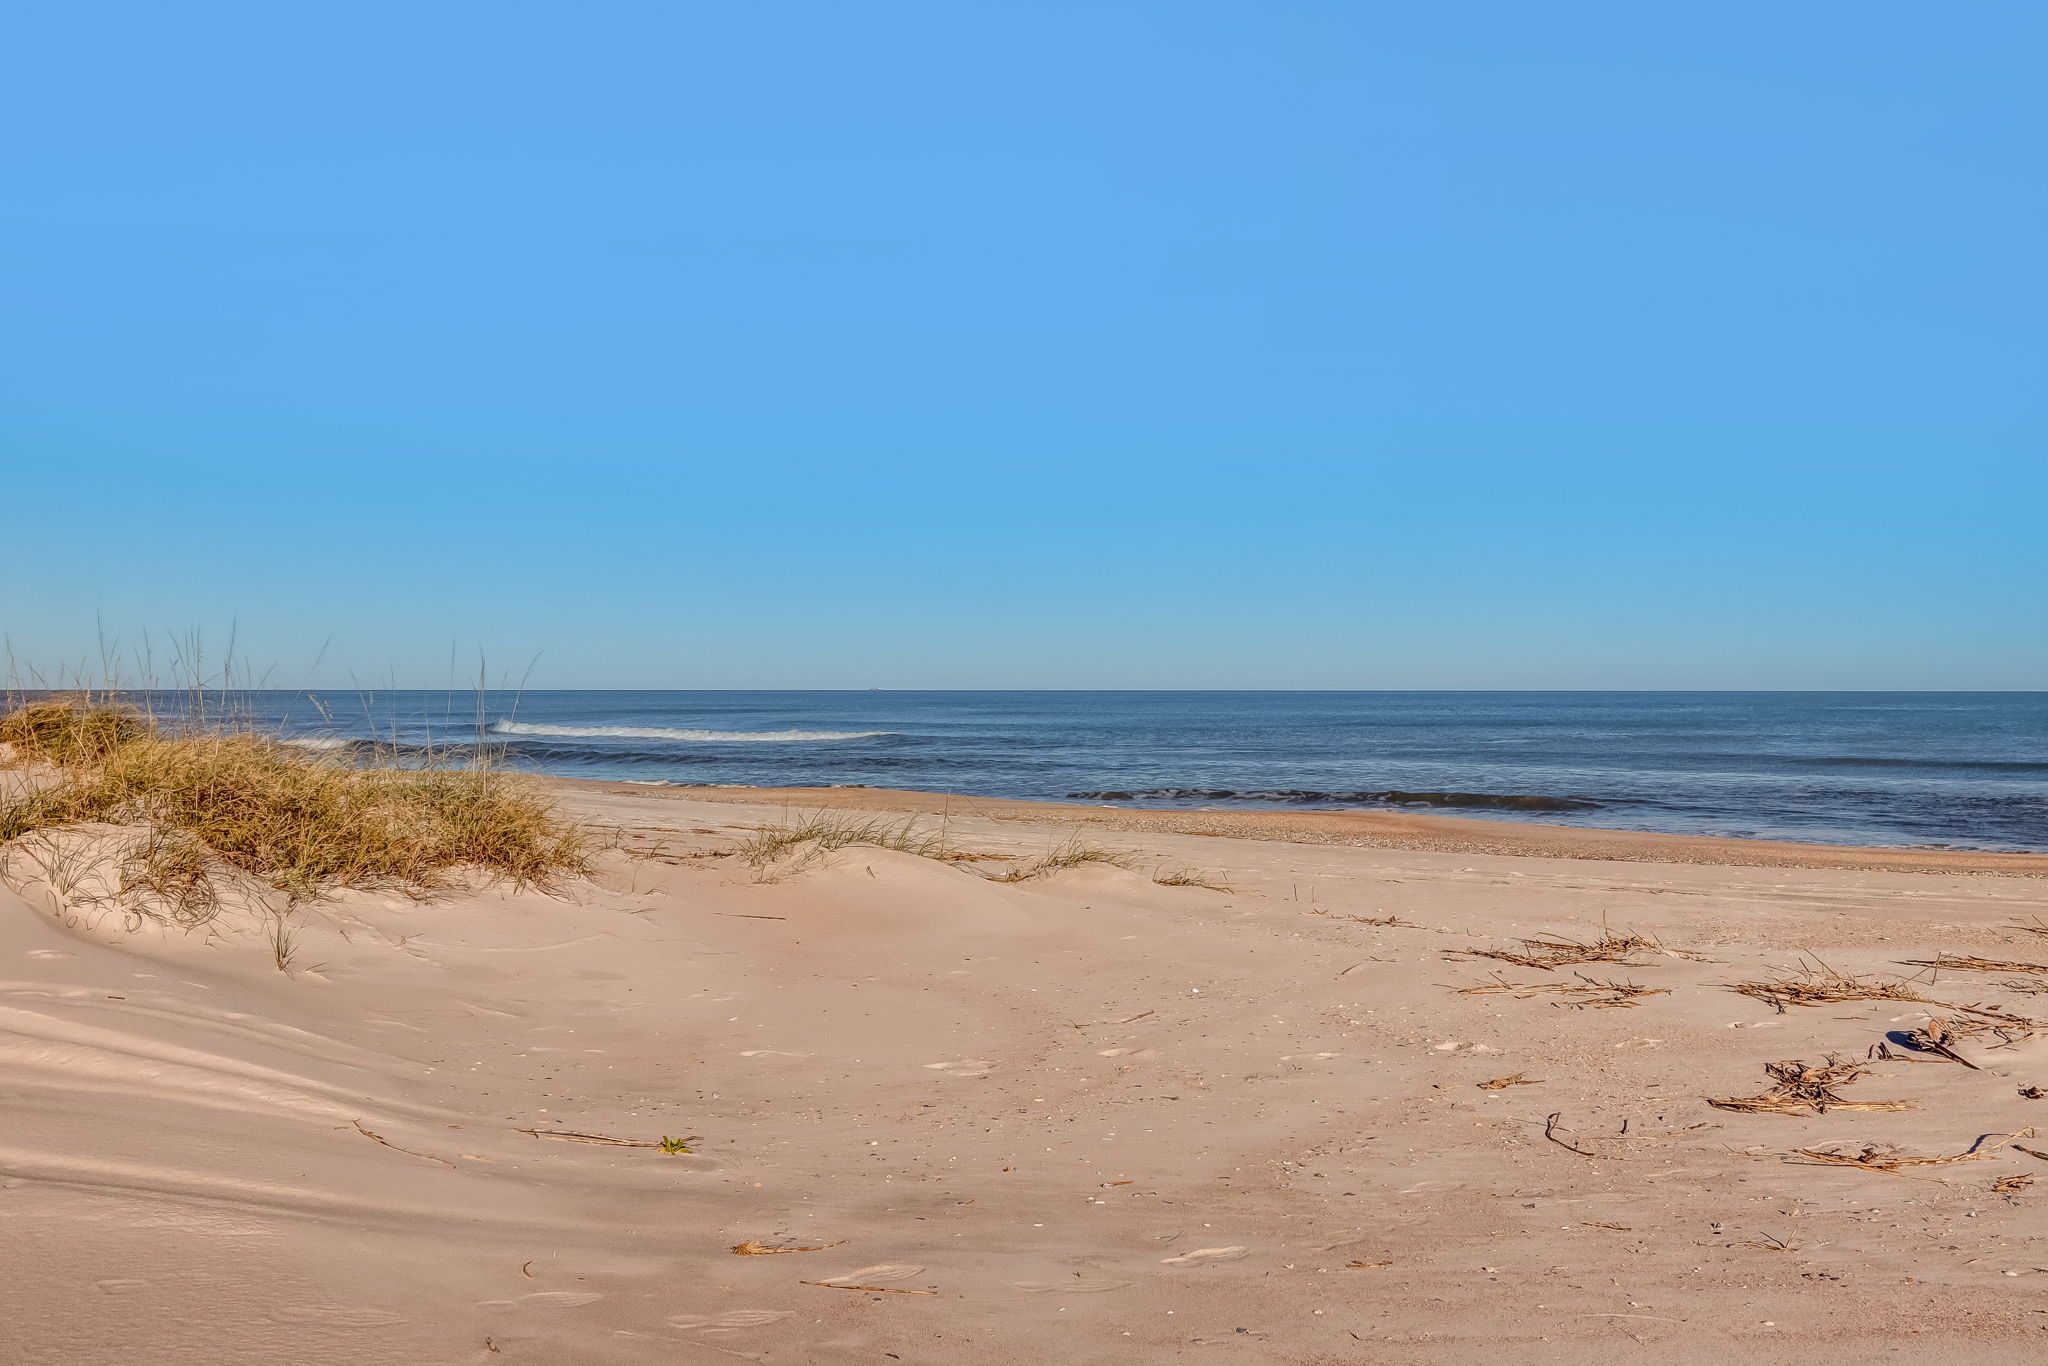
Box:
[488,721,892,743]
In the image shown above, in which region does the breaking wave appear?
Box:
[1067,787,1603,813]
[487,720,893,743]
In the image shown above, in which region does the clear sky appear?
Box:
[4,2,2043,689]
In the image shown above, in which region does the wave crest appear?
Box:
[488,720,893,743]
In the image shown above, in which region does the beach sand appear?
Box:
[6,783,2048,1363]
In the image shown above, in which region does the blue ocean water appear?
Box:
[231,690,2048,852]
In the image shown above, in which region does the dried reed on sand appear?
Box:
[1900,955,2048,976]
[1787,1129,2036,1178]
[1707,1057,1915,1116]
[1453,972,1669,1010]
[1725,959,1930,1014]
[1446,928,1691,972]
[1895,1008,2047,1068]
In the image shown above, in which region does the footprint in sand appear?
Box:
[666,1309,796,1333]
[923,1060,993,1078]
[271,1305,407,1327]
[475,1291,603,1310]
[815,1264,926,1286]
[518,1291,603,1308]
[1013,1277,1133,1294]
[452,998,525,1020]
[1160,1247,1248,1266]
[1096,1047,1155,1058]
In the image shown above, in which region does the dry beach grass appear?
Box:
[0,700,586,910]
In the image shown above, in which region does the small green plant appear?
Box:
[656,1136,694,1155]
[267,913,299,972]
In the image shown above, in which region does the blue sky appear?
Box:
[4,1,2043,689]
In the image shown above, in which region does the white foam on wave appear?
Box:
[283,736,357,751]
[488,721,893,743]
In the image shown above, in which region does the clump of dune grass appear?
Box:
[1708,1057,1917,1116]
[990,836,1135,883]
[733,811,954,872]
[267,912,301,972]
[1154,867,1233,892]
[118,826,220,927]
[0,824,227,932]
[0,699,150,768]
[0,701,586,906]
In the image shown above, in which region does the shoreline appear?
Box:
[552,777,2048,876]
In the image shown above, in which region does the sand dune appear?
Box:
[6,787,2048,1363]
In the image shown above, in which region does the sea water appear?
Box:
[202,690,2048,852]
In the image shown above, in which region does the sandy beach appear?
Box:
[4,781,2046,1364]
[14,0,2044,1357]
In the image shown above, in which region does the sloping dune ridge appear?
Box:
[4,786,2048,1364]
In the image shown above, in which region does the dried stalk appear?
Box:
[1708,1057,1915,1116]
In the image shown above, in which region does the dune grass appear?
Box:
[1153,867,1234,892]
[990,835,1135,882]
[731,813,1138,885]
[734,811,955,871]
[0,699,150,767]
[0,700,586,905]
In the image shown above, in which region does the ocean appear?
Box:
[225,690,2048,853]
